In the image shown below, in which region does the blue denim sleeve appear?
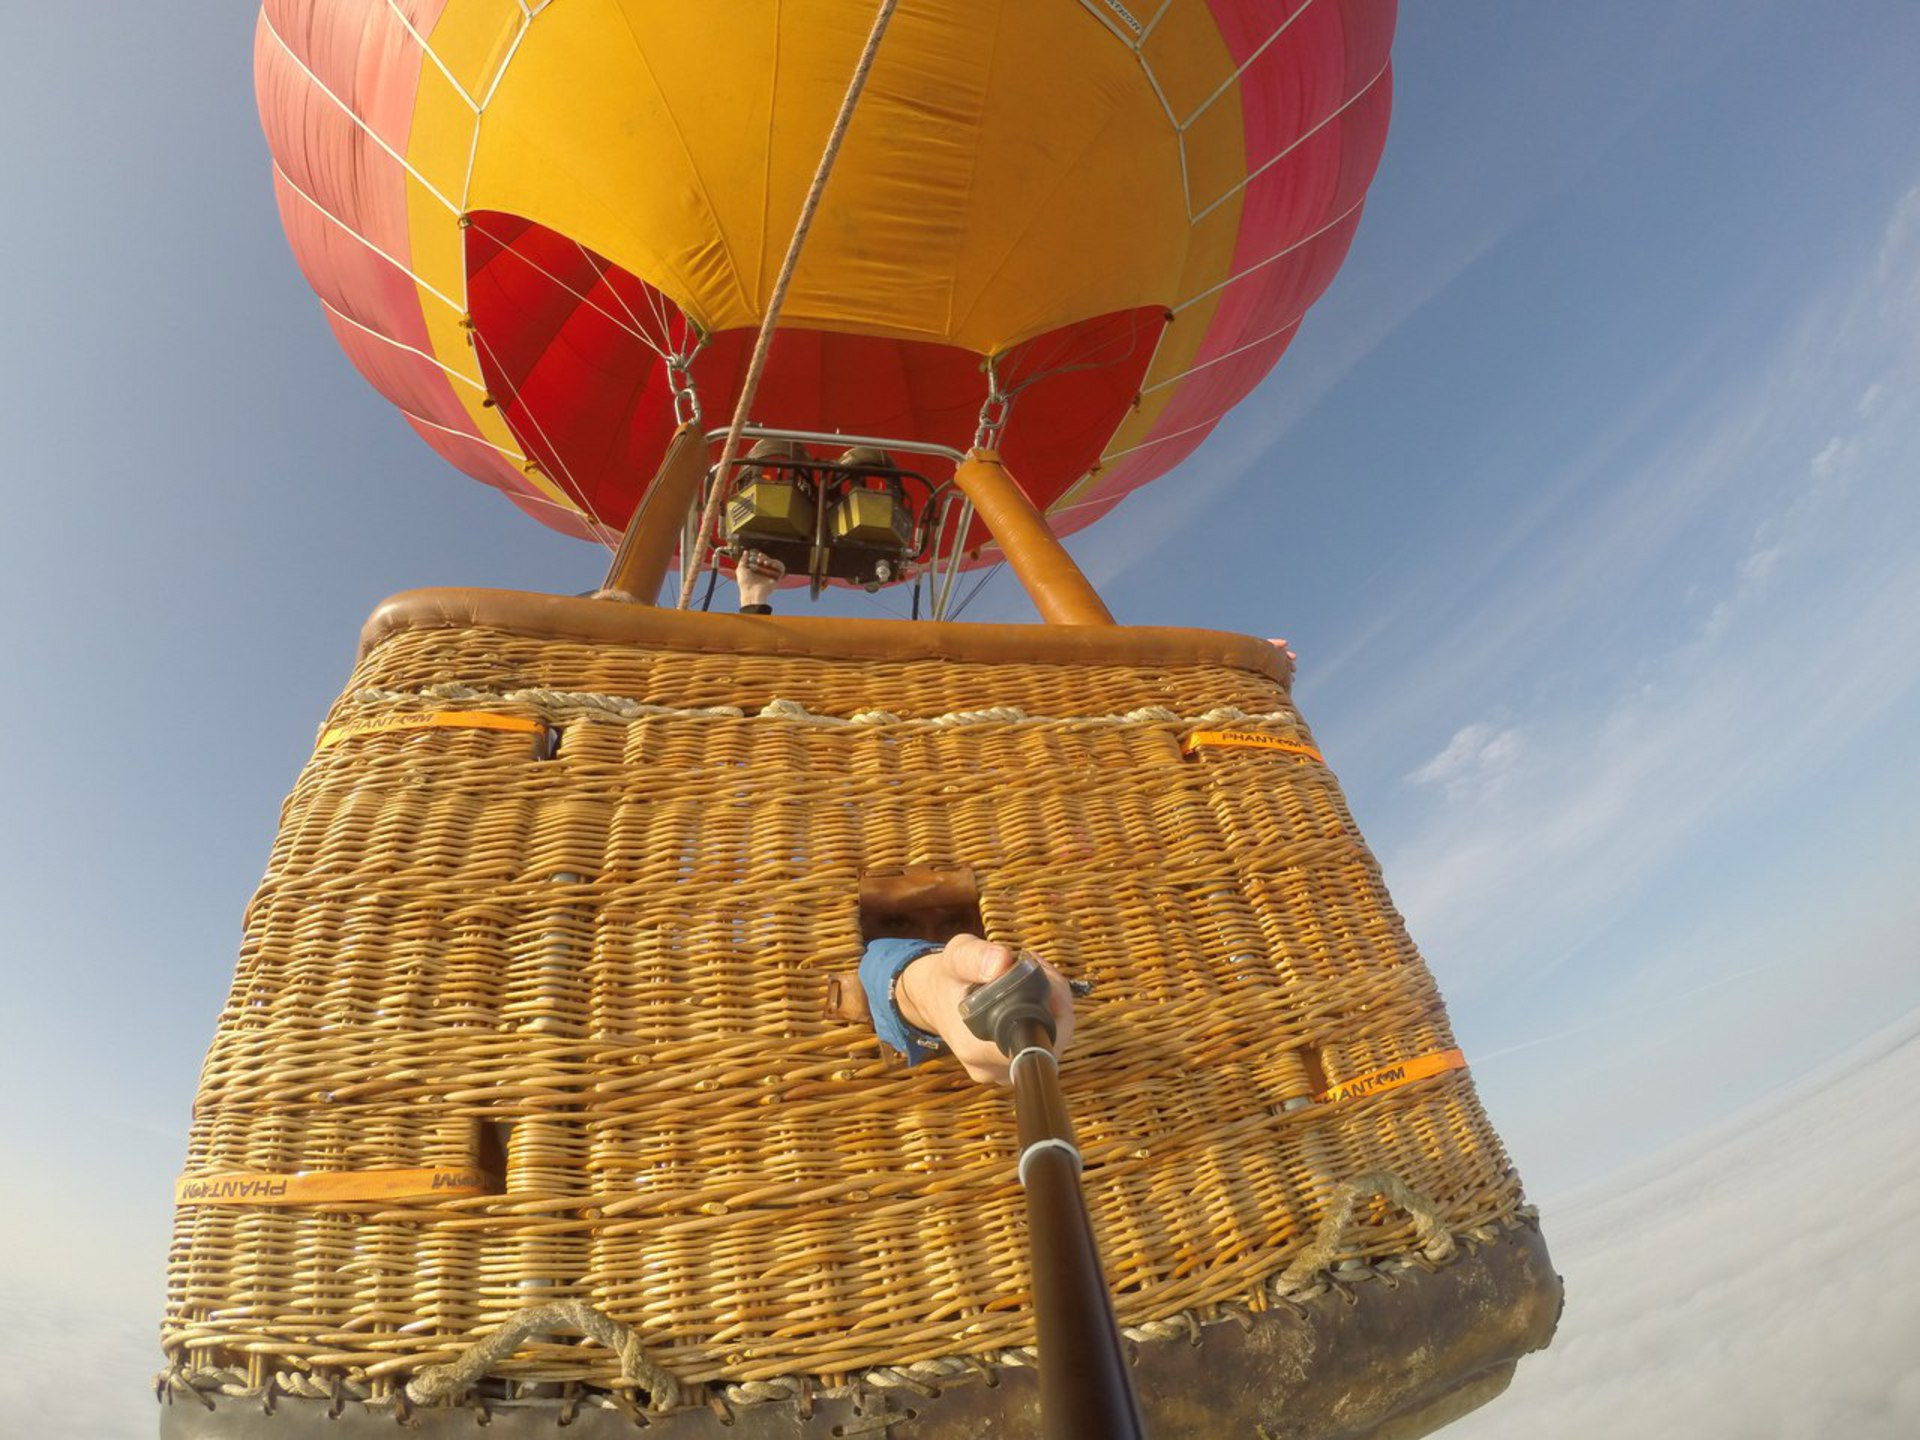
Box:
[859,937,946,1065]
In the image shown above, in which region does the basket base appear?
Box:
[159,1223,1559,1440]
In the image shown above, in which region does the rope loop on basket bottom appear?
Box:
[405,1301,681,1412]
[1275,1171,1458,1295]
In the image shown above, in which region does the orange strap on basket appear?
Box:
[174,1168,490,1206]
[1313,1049,1466,1105]
[317,711,546,750]
[1183,730,1324,762]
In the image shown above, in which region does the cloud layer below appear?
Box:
[12,1012,1914,1438]
[1454,1005,1920,1440]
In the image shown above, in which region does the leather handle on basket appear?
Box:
[952,451,1115,626]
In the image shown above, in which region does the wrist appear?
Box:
[892,955,937,1035]
[858,937,946,1063]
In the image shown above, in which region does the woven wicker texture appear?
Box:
[167,614,1523,1397]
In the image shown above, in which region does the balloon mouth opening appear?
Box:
[462,211,1167,547]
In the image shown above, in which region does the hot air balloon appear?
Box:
[158,3,1559,1436]
[254,0,1393,583]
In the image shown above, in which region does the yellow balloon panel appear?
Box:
[419,0,1237,353]
[264,0,1392,540]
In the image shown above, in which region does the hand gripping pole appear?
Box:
[961,956,1146,1439]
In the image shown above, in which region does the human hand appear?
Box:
[736,550,786,607]
[895,935,1077,1085]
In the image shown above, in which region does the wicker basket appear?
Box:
[161,591,1557,1437]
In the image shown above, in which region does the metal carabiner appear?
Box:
[667,353,703,428]
[974,355,1014,451]
[974,392,1012,452]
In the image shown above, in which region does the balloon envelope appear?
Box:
[257,0,1394,551]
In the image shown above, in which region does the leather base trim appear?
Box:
[159,1224,1560,1440]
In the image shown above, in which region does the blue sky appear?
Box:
[4,2,1919,1432]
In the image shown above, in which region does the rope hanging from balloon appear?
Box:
[676,0,902,609]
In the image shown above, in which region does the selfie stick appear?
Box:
[961,954,1146,1440]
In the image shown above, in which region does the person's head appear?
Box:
[866,904,977,945]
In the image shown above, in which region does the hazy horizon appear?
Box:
[5,3,1919,1435]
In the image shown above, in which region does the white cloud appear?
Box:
[1363,178,1920,990]
[1697,415,1865,644]
[1807,433,1852,481]
[1450,1008,1920,1440]
[1407,721,1526,799]
[1736,544,1781,583]
[1873,184,1920,281]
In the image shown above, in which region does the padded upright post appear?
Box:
[952,450,1115,625]
[602,424,709,602]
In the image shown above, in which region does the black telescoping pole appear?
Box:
[962,957,1147,1440]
